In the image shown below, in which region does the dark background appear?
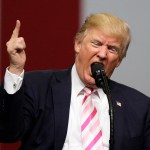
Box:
[0,0,79,149]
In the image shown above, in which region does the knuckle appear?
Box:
[6,40,10,46]
[19,37,24,41]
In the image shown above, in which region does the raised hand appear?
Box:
[6,20,26,75]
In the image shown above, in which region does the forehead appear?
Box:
[85,28,122,46]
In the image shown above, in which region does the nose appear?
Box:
[97,45,108,60]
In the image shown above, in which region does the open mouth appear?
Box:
[91,62,104,78]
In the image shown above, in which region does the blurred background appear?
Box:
[0,0,150,149]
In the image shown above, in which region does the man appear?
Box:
[0,13,150,150]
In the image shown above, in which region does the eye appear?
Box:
[107,45,119,54]
[91,40,102,47]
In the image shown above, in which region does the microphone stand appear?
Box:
[91,63,114,150]
[100,68,114,150]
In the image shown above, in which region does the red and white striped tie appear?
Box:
[81,87,103,150]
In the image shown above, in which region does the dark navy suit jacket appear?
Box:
[0,68,150,150]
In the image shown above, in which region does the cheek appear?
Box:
[78,47,93,63]
[106,56,120,77]
[109,54,120,66]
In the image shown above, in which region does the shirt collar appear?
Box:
[71,64,85,97]
[71,64,106,99]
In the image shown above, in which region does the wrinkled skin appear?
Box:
[75,29,122,88]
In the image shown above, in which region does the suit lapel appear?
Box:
[111,94,125,147]
[52,74,128,149]
[52,69,72,150]
[110,81,127,149]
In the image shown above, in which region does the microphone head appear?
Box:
[91,63,104,88]
[91,63,104,75]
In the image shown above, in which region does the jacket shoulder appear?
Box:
[109,80,149,100]
[23,69,71,89]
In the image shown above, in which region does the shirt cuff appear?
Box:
[4,68,24,94]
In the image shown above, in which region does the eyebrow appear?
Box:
[108,44,120,49]
[91,38,121,48]
[91,39,102,44]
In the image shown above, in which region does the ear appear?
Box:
[74,39,81,54]
[116,59,122,67]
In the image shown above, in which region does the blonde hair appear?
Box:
[75,13,131,60]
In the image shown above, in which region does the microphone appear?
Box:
[91,63,109,94]
[91,62,114,150]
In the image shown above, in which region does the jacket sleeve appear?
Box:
[0,83,26,142]
[143,97,150,150]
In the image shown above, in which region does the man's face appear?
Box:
[75,29,122,87]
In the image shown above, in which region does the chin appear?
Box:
[85,75,95,85]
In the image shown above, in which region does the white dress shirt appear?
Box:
[4,65,110,150]
[4,68,24,94]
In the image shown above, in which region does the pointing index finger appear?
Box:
[11,20,21,39]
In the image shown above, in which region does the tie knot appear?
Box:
[84,87,93,94]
